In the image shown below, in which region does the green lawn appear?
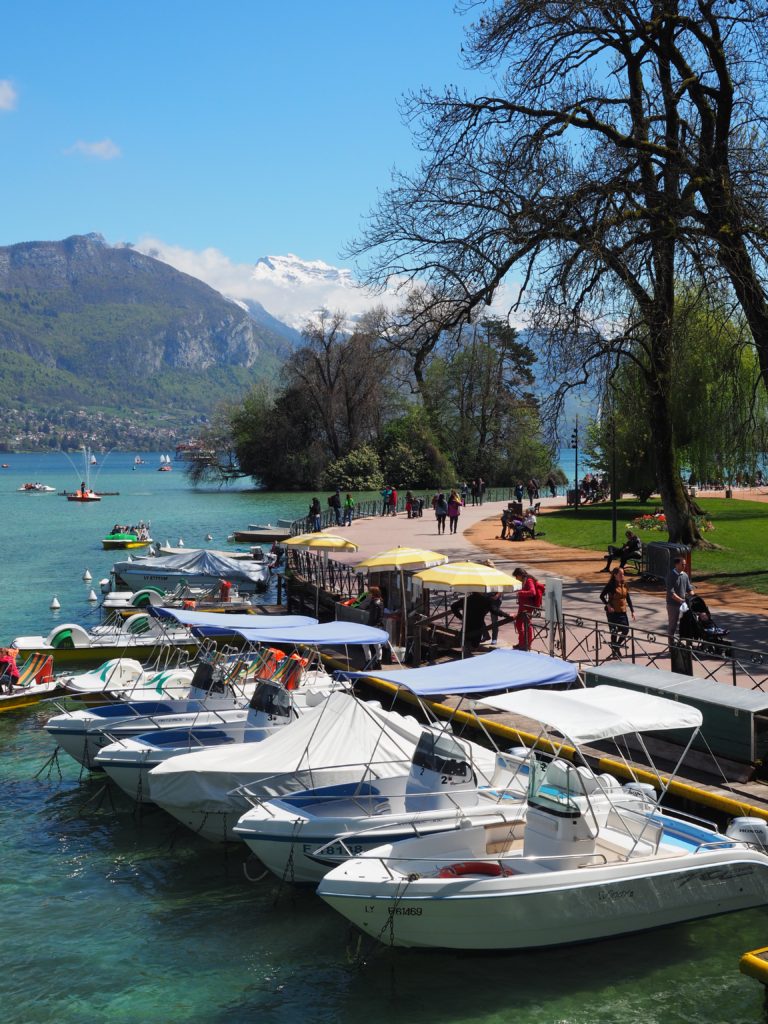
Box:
[540,498,768,596]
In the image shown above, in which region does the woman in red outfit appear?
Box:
[512,567,537,650]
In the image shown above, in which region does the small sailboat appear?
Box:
[158,453,172,472]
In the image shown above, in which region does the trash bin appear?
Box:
[644,541,691,582]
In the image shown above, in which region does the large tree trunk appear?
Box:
[647,384,702,546]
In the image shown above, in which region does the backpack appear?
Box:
[531,577,546,609]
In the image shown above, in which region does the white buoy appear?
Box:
[87,589,98,602]
[50,596,60,610]
[178,538,184,547]
[82,568,92,582]
[205,533,213,541]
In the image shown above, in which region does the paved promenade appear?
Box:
[328,493,768,666]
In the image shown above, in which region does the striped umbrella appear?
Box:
[355,547,450,647]
[413,560,521,656]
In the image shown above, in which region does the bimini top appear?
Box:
[476,684,703,744]
[155,608,388,646]
[344,648,578,696]
[154,608,318,631]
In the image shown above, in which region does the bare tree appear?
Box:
[349,0,768,543]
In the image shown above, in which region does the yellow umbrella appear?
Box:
[412,560,521,656]
[282,533,359,616]
[413,560,521,592]
[282,532,359,552]
[355,546,448,571]
[355,547,450,647]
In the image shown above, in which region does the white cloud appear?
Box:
[0,80,18,111]
[65,138,121,160]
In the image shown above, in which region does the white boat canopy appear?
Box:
[476,684,703,745]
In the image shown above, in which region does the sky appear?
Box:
[0,0,487,313]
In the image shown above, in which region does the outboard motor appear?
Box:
[622,781,657,808]
[404,726,476,812]
[726,817,768,850]
[247,679,295,729]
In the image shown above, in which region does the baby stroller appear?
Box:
[678,595,732,658]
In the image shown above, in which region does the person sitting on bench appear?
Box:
[602,529,642,572]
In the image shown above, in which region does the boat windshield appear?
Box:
[248,680,293,719]
[527,756,581,815]
[411,728,471,780]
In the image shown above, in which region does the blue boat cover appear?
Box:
[154,609,317,631]
[343,648,578,696]
[155,609,387,646]
[226,621,389,646]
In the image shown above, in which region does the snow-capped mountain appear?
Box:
[251,253,356,290]
[134,238,386,336]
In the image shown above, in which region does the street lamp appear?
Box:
[571,417,579,510]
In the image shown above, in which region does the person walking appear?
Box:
[511,567,538,650]
[470,479,478,506]
[447,489,462,534]
[343,492,355,527]
[328,488,342,526]
[666,555,694,647]
[309,497,322,532]
[460,481,468,506]
[599,567,635,659]
[389,486,398,516]
[434,491,448,534]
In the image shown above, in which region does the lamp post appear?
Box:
[571,417,579,510]
[611,411,618,542]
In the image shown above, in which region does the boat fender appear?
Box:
[437,861,513,879]
[726,817,768,851]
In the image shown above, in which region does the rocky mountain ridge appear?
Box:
[0,234,294,444]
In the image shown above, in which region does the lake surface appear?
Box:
[0,451,765,1024]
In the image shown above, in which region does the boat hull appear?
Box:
[12,641,201,669]
[0,681,63,712]
[318,850,768,949]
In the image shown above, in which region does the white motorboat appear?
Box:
[45,649,335,771]
[94,675,338,802]
[233,724,532,884]
[317,685,768,950]
[17,482,56,493]
[230,647,581,883]
[147,691,449,842]
[112,549,271,594]
[44,658,242,768]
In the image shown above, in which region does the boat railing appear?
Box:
[314,804,527,861]
[231,757,417,805]
[352,844,613,882]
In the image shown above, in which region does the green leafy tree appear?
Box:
[323,444,384,491]
[421,318,549,482]
[377,408,455,488]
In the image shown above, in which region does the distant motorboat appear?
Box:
[134,456,146,465]
[18,482,56,493]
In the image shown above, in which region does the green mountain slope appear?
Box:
[0,234,289,444]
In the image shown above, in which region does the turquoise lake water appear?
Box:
[0,452,766,1023]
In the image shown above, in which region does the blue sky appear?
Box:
[0,1,482,269]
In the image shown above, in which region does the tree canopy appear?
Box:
[349,1,768,542]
